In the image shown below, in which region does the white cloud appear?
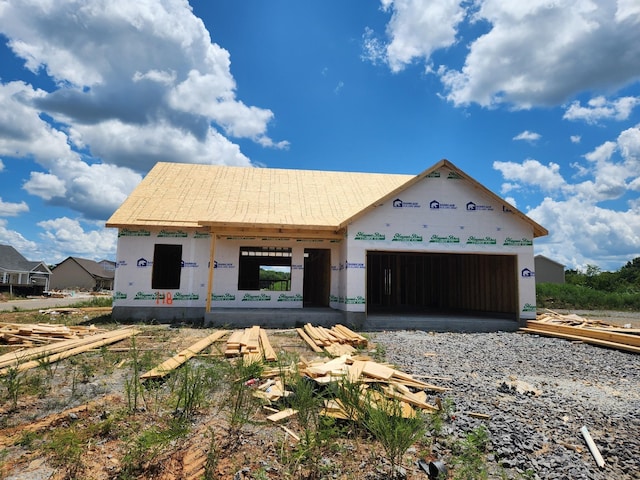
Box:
[0,159,4,172]
[0,219,38,254]
[513,130,541,142]
[368,1,640,108]
[570,135,582,144]
[0,82,78,163]
[0,198,29,216]
[501,125,640,270]
[373,0,466,73]
[0,0,285,172]
[493,159,566,191]
[563,96,640,123]
[0,0,290,231]
[37,217,118,263]
[529,196,640,271]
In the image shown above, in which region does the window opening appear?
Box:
[151,244,182,290]
[238,246,291,291]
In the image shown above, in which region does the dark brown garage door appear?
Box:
[366,252,518,318]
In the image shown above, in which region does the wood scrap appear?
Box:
[267,408,298,422]
[297,323,369,356]
[520,311,640,354]
[140,330,229,380]
[224,327,279,362]
[296,327,323,352]
[0,327,141,376]
[0,322,103,345]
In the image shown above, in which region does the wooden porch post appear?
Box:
[205,232,216,313]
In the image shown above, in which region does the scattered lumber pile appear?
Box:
[252,353,449,422]
[140,330,229,380]
[0,322,104,346]
[0,327,140,375]
[296,323,368,356]
[520,310,640,354]
[224,326,278,363]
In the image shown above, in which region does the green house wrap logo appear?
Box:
[119,228,150,237]
[157,230,188,238]
[211,293,236,301]
[242,293,272,302]
[429,234,460,244]
[113,291,127,300]
[173,293,199,301]
[354,231,385,241]
[522,303,536,312]
[193,231,211,238]
[503,237,533,246]
[392,233,423,242]
[466,236,497,245]
[133,292,158,300]
[345,296,365,304]
[277,293,303,302]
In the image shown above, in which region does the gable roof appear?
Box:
[107,159,547,238]
[0,244,50,273]
[56,257,115,280]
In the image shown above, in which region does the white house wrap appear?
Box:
[106,159,547,330]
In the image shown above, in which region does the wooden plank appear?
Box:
[361,361,396,380]
[520,328,640,354]
[267,408,298,422]
[296,328,323,353]
[0,328,136,369]
[140,330,228,379]
[0,328,141,376]
[526,320,640,347]
[259,328,278,362]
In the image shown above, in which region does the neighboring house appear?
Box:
[49,257,115,291]
[534,255,565,284]
[106,159,548,330]
[0,244,51,295]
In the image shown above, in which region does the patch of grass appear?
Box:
[119,418,189,479]
[363,395,425,479]
[1,366,22,411]
[224,358,264,446]
[45,426,84,479]
[450,425,490,480]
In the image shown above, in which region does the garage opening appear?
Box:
[366,252,518,318]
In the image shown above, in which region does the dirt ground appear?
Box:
[0,307,638,479]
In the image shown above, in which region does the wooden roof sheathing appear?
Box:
[106,162,412,232]
[106,160,548,238]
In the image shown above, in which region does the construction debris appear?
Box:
[521,310,640,354]
[0,322,104,345]
[224,326,278,362]
[0,327,140,375]
[249,352,450,423]
[140,330,229,380]
[296,323,368,356]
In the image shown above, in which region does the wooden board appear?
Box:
[140,330,229,379]
[520,328,640,354]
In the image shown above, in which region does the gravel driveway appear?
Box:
[372,329,640,479]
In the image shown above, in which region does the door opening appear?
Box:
[303,249,331,307]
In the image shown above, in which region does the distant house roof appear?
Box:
[0,244,49,273]
[106,159,548,238]
[535,255,565,268]
[59,257,115,281]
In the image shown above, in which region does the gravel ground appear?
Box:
[371,330,640,480]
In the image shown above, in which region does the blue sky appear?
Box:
[1,0,639,272]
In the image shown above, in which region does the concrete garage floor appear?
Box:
[205,308,521,332]
[362,313,521,332]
